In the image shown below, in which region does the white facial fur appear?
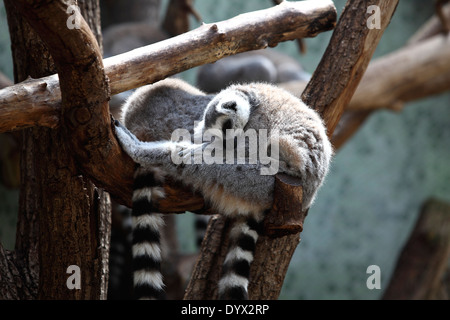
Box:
[194,89,252,141]
[214,90,251,130]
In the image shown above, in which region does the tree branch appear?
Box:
[302,0,399,136]
[333,8,450,149]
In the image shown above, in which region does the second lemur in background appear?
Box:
[115,78,332,299]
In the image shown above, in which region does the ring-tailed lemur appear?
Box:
[114,78,332,300]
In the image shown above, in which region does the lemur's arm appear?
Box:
[114,119,198,166]
[114,120,275,213]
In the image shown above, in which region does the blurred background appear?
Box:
[0,0,449,299]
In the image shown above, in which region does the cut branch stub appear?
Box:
[248,175,304,299]
[264,174,305,238]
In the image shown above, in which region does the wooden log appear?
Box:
[0,0,337,134]
[382,198,450,300]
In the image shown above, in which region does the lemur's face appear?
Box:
[202,89,253,138]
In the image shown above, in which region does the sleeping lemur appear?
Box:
[114,78,332,300]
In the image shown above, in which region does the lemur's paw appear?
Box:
[115,120,144,148]
[114,124,134,147]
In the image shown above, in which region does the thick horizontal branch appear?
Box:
[0,0,336,133]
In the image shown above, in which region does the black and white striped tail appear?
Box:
[218,216,264,300]
[131,167,166,300]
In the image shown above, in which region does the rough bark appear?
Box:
[2,0,111,300]
[248,174,305,299]
[382,199,450,300]
[2,0,57,299]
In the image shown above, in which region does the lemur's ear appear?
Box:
[222,101,237,112]
[238,88,259,109]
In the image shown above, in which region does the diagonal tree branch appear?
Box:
[333,7,450,149]
[302,0,399,135]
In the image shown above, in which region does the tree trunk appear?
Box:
[2,0,111,300]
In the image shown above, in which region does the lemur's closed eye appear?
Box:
[222,119,233,135]
[116,78,332,300]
